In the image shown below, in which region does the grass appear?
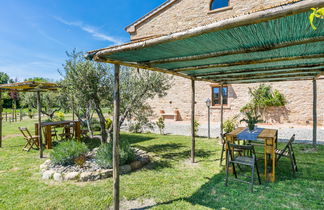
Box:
[0,119,323,209]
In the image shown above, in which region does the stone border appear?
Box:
[41,149,150,182]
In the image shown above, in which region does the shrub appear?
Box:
[223,115,239,134]
[105,118,112,129]
[50,141,89,166]
[156,117,165,135]
[194,120,200,137]
[54,111,65,121]
[95,140,135,169]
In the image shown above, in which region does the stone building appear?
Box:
[125,0,324,125]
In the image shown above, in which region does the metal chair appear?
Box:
[225,142,261,192]
[18,127,40,152]
[276,134,297,175]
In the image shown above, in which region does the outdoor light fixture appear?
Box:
[205,98,211,138]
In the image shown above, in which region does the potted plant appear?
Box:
[240,111,262,132]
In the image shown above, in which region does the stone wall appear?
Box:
[129,0,301,40]
[149,77,324,125]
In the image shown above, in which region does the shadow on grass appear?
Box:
[161,149,213,160]
[136,143,185,153]
[122,133,155,144]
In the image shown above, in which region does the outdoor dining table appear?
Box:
[225,127,278,182]
[35,120,81,149]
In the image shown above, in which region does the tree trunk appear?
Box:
[94,103,107,143]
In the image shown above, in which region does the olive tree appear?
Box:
[60,50,172,143]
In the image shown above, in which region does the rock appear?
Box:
[53,173,63,181]
[100,169,113,179]
[91,172,101,181]
[42,170,55,180]
[64,172,80,181]
[140,157,150,165]
[80,172,93,182]
[130,161,142,170]
[120,165,132,174]
[44,159,51,165]
[40,160,51,171]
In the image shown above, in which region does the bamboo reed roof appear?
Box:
[87,0,324,84]
[0,81,59,92]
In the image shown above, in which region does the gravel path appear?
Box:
[149,120,324,144]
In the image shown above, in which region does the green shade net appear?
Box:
[100,11,323,83]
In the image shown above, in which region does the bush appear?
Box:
[223,115,239,134]
[50,141,89,166]
[156,117,165,135]
[95,140,135,169]
[105,118,112,129]
[54,111,65,121]
[194,120,200,137]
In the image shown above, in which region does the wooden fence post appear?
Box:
[113,64,120,210]
[191,79,196,163]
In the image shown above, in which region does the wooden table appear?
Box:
[35,121,81,149]
[226,127,278,182]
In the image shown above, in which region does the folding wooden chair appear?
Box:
[220,133,244,166]
[19,127,40,152]
[225,142,261,192]
[276,134,298,175]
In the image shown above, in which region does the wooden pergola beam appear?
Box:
[219,75,316,84]
[204,72,321,81]
[200,69,324,79]
[145,37,324,65]
[173,54,324,72]
[192,63,324,77]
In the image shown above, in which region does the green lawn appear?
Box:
[0,119,323,209]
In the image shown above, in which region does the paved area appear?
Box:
[148,120,324,144]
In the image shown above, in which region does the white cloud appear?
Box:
[54,16,124,45]
[37,29,67,47]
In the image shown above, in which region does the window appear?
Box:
[210,0,229,10]
[212,86,228,105]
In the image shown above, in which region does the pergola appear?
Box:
[0,81,59,158]
[86,1,324,209]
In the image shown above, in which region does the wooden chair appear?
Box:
[59,124,74,140]
[19,127,40,152]
[220,133,244,166]
[276,134,297,175]
[225,142,261,192]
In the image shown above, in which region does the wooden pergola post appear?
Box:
[0,91,2,148]
[113,64,120,210]
[220,84,224,139]
[313,78,317,147]
[36,91,43,158]
[72,96,75,122]
[191,79,195,163]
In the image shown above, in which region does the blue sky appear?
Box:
[0,0,166,81]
